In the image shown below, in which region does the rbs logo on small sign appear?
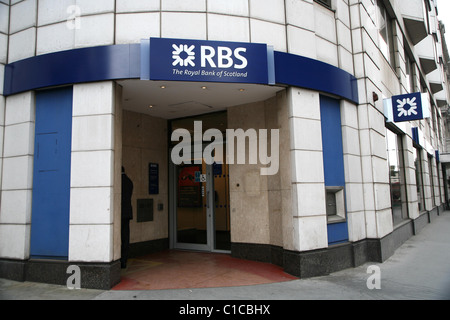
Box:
[149,38,270,84]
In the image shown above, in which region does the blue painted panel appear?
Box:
[30,87,73,259]
[327,222,349,245]
[274,51,359,104]
[4,44,140,96]
[320,95,349,245]
[320,96,345,187]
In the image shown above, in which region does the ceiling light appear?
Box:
[160,85,166,89]
[201,86,207,90]
[148,105,154,108]
[239,88,245,92]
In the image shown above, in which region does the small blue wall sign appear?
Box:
[391,92,424,123]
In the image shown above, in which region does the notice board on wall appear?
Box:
[149,163,159,195]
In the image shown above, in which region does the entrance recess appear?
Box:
[169,113,231,253]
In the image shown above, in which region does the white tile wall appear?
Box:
[76,0,114,15]
[208,0,248,16]
[0,33,7,64]
[346,183,365,212]
[0,64,4,96]
[249,0,285,24]
[207,14,249,42]
[2,155,34,190]
[4,92,35,125]
[71,151,114,188]
[293,183,326,216]
[115,12,160,44]
[290,117,322,151]
[73,82,114,116]
[75,13,114,48]
[37,22,75,56]
[0,190,32,224]
[250,19,286,52]
[338,46,354,74]
[69,81,117,262]
[69,224,113,262]
[7,27,36,63]
[376,208,394,238]
[0,95,4,126]
[287,26,316,59]
[3,122,34,157]
[341,126,360,156]
[336,21,352,52]
[285,0,314,31]
[38,0,74,26]
[344,154,363,183]
[295,215,328,251]
[288,88,321,120]
[9,0,36,34]
[0,3,9,34]
[0,224,30,259]
[291,150,325,184]
[72,115,114,152]
[116,0,160,13]
[347,210,366,241]
[316,37,338,66]
[162,0,206,12]
[70,187,114,224]
[161,12,206,40]
[314,5,336,43]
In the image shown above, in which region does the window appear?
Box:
[428,155,436,207]
[314,0,332,8]
[376,0,396,65]
[405,50,416,93]
[436,157,443,204]
[413,147,425,212]
[386,128,408,225]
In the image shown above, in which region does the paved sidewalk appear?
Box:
[1,211,450,300]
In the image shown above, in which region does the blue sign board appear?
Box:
[148,38,271,85]
[148,163,159,195]
[391,92,424,123]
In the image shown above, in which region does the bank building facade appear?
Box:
[0,0,449,289]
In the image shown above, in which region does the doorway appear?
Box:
[169,112,231,253]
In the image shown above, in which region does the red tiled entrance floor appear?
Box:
[112,250,297,291]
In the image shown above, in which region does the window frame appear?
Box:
[413,145,425,213]
[376,0,396,67]
[314,0,332,9]
[386,127,409,226]
[428,155,436,207]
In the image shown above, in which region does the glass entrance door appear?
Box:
[173,156,213,251]
[170,147,230,252]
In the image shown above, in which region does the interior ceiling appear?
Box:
[117,79,284,120]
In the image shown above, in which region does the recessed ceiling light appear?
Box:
[148,105,154,108]
[239,88,245,92]
[201,86,207,90]
[160,85,166,89]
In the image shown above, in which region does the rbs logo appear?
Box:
[172,44,248,69]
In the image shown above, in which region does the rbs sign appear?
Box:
[149,38,271,84]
